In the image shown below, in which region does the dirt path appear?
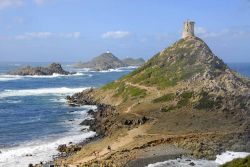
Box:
[124,103,138,113]
[73,125,149,165]
[126,82,161,97]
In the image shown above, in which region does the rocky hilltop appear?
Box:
[122,58,145,66]
[73,51,145,70]
[73,52,126,71]
[54,23,250,167]
[8,63,73,76]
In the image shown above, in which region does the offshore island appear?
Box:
[36,21,250,167]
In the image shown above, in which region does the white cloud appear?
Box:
[195,26,230,38]
[102,31,131,39]
[34,0,44,5]
[14,32,81,40]
[195,26,250,39]
[60,32,81,39]
[0,0,23,10]
[15,32,53,39]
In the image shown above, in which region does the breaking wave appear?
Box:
[0,87,90,98]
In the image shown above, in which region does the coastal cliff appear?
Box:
[55,33,250,166]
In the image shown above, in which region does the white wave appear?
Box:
[5,100,22,104]
[49,98,67,103]
[118,66,139,69]
[0,76,22,81]
[0,105,97,167]
[0,87,90,98]
[97,66,138,73]
[0,73,89,81]
[215,151,250,164]
[0,131,96,167]
[147,151,250,167]
[98,69,124,73]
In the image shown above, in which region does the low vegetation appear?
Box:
[195,91,222,110]
[177,91,193,108]
[152,93,175,103]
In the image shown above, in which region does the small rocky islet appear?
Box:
[72,51,145,71]
[8,63,74,76]
[36,21,249,167]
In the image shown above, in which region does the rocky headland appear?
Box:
[8,63,74,76]
[47,22,249,167]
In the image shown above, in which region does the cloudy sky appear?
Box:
[0,0,250,62]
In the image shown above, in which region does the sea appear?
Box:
[0,62,249,167]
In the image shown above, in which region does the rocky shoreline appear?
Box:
[30,85,249,167]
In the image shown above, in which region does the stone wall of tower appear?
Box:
[182,21,195,38]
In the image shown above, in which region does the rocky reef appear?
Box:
[8,63,74,76]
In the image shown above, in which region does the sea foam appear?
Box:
[0,87,90,98]
[0,73,89,82]
[215,151,250,164]
[0,131,96,167]
[147,151,250,167]
[0,105,97,167]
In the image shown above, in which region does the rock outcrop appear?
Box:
[8,63,73,76]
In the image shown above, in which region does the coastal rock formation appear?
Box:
[73,51,126,71]
[8,63,73,76]
[56,21,250,167]
[122,58,145,66]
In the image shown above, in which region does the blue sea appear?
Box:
[0,62,249,167]
[0,62,136,167]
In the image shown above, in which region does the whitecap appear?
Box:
[147,157,218,167]
[0,105,97,167]
[6,100,22,104]
[98,69,123,73]
[147,151,250,167]
[0,131,96,167]
[96,66,138,73]
[49,98,67,103]
[0,87,90,98]
[0,73,89,81]
[0,76,22,81]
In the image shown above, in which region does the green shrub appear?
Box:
[177,91,193,108]
[161,106,176,112]
[101,81,120,90]
[153,93,175,103]
[180,91,193,99]
[195,91,221,109]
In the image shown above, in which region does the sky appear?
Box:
[0,0,250,62]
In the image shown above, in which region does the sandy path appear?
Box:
[73,125,149,165]
[126,82,161,97]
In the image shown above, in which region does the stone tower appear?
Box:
[182,20,195,38]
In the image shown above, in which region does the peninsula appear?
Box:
[56,21,250,166]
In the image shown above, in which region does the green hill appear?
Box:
[63,34,250,166]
